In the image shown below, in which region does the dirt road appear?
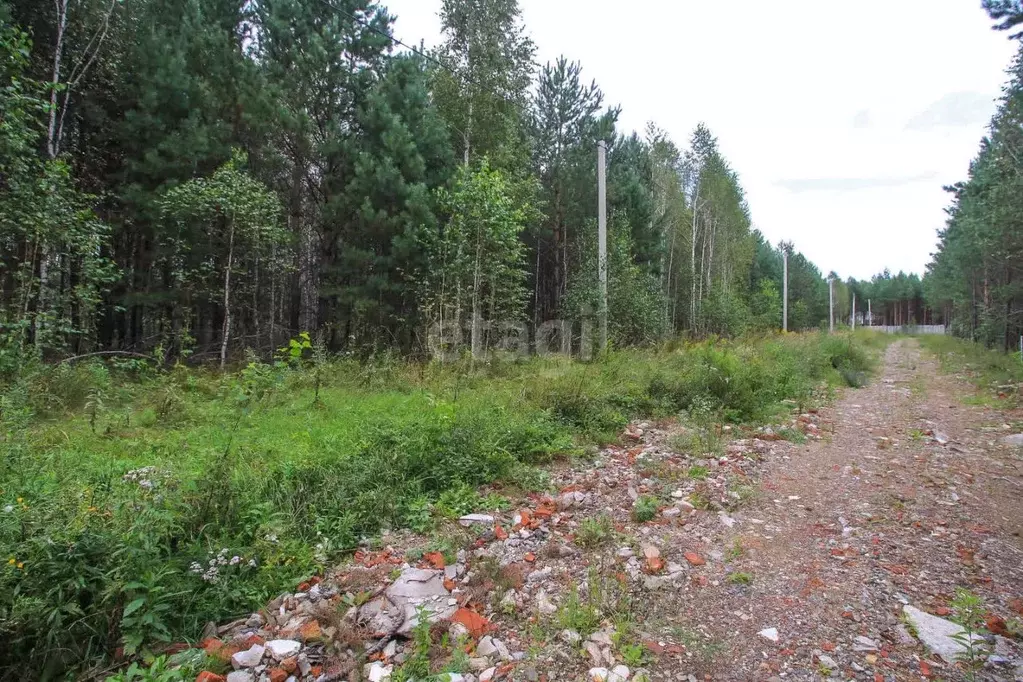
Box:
[654,338,1023,681]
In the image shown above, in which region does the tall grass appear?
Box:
[919,334,1023,406]
[0,331,875,678]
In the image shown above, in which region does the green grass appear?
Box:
[919,334,1023,407]
[0,331,877,678]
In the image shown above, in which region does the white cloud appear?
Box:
[380,0,1018,279]
[905,91,997,130]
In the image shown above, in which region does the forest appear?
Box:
[0,0,846,369]
[923,32,1023,350]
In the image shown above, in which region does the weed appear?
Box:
[632,495,659,522]
[575,514,615,548]
[920,335,1023,407]
[391,606,433,681]
[438,632,471,674]
[689,491,711,510]
[686,464,710,480]
[556,566,631,637]
[727,572,753,585]
[104,651,206,682]
[480,492,513,511]
[620,642,650,667]
[950,588,990,679]
[728,482,757,507]
[435,483,483,519]
[557,584,602,636]
[0,332,876,678]
[725,538,744,561]
[669,626,727,663]
[776,427,807,444]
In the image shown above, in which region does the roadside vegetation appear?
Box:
[918,334,1023,407]
[0,331,875,678]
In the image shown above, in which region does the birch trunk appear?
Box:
[220,219,235,371]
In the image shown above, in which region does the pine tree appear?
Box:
[983,0,1023,38]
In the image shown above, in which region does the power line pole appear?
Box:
[851,292,856,330]
[782,247,788,332]
[829,277,834,334]
[597,140,608,354]
[868,299,872,327]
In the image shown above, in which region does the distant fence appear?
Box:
[867,325,946,335]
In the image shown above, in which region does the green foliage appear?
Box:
[0,23,116,354]
[687,465,710,480]
[0,330,875,677]
[557,584,602,636]
[575,514,615,548]
[565,215,666,347]
[417,160,534,355]
[925,44,1023,349]
[727,572,753,585]
[632,495,659,522]
[983,0,1023,38]
[392,606,434,681]
[950,588,991,679]
[104,650,208,682]
[920,333,1023,406]
[119,568,181,658]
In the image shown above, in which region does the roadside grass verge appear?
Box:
[918,334,1023,407]
[0,331,875,677]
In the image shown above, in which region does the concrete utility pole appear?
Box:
[868,299,872,327]
[597,140,608,354]
[851,293,856,330]
[782,248,788,332]
[829,278,834,333]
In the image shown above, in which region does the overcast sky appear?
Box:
[381,0,1019,279]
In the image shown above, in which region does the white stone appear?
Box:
[449,622,470,640]
[480,668,497,682]
[853,635,878,651]
[818,654,838,670]
[536,589,557,615]
[757,627,779,643]
[266,639,301,660]
[611,664,631,681]
[902,605,985,662]
[1003,434,1023,446]
[226,672,254,682]
[468,657,491,671]
[366,661,393,682]
[458,514,495,526]
[231,644,265,669]
[591,666,629,682]
[560,629,582,644]
[476,635,500,658]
